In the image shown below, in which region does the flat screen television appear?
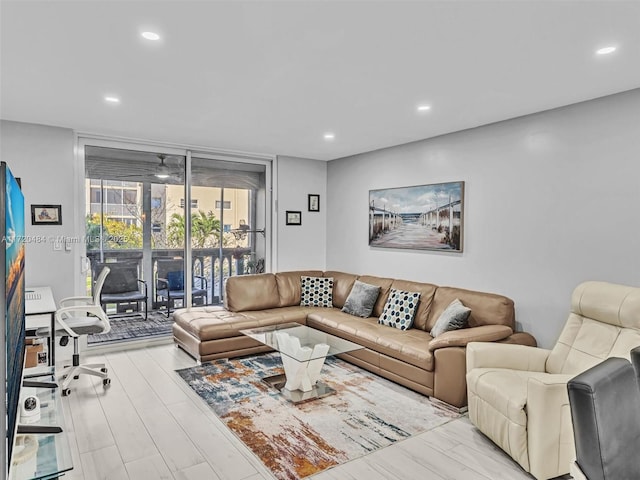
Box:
[0,161,26,478]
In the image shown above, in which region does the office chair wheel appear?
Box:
[62,388,71,397]
[103,378,111,388]
[59,336,69,347]
[73,375,79,379]
[100,367,108,373]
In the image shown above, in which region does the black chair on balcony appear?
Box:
[156,259,208,317]
[98,262,148,320]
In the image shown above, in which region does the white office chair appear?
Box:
[58,265,110,309]
[39,266,112,396]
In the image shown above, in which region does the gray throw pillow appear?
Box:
[342,281,380,317]
[430,298,471,337]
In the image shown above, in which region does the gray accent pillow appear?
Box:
[341,280,380,317]
[430,298,471,337]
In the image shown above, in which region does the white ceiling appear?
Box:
[1,1,639,161]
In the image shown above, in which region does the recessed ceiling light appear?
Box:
[417,105,431,112]
[324,133,335,141]
[104,96,120,104]
[596,46,617,55]
[141,31,161,41]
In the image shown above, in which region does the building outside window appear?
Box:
[179,198,199,208]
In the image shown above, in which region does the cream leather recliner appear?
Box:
[466,281,640,480]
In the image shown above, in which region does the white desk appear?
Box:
[25,287,57,367]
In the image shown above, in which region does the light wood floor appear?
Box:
[57,343,568,480]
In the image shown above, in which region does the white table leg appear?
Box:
[276,333,330,392]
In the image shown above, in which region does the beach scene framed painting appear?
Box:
[369,181,464,252]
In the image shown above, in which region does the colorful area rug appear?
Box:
[176,353,461,480]
[88,311,173,344]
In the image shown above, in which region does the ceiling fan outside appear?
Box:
[86,151,184,183]
[155,154,171,179]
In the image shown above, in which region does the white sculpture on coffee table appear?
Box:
[275,332,330,392]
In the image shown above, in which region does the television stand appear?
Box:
[16,425,63,435]
[11,367,73,479]
[22,379,58,389]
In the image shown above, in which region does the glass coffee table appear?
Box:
[240,323,363,404]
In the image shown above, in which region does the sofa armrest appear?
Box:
[466,342,551,372]
[428,325,512,352]
[526,374,576,480]
[498,331,537,347]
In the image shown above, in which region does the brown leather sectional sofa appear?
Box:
[172,270,536,408]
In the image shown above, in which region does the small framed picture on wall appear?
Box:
[31,204,62,225]
[308,194,320,212]
[286,211,302,225]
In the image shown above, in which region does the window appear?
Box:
[84,144,270,302]
[123,190,137,205]
[90,187,102,203]
[179,198,199,208]
[106,189,121,204]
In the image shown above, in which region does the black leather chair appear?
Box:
[98,262,148,319]
[155,259,208,317]
[632,346,640,391]
[567,351,640,480]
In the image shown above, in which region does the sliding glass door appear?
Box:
[81,141,271,342]
[85,147,187,323]
[190,155,267,302]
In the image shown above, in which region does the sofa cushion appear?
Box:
[430,298,471,337]
[390,279,437,331]
[307,310,434,370]
[275,270,324,307]
[243,306,313,324]
[225,273,280,312]
[341,280,380,318]
[300,276,334,307]
[427,286,515,331]
[324,271,358,309]
[357,275,394,317]
[379,288,421,330]
[173,306,283,341]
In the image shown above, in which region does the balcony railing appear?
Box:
[86,247,255,309]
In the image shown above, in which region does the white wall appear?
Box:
[326,89,640,348]
[0,123,329,295]
[276,156,327,271]
[0,120,78,302]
